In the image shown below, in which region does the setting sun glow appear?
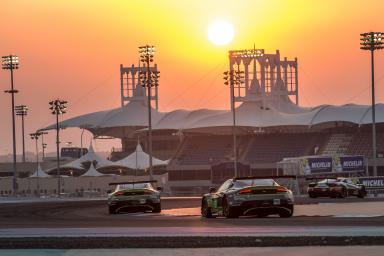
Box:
[207,20,234,46]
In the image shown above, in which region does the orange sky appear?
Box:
[0,0,383,155]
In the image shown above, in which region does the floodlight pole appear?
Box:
[10,66,17,192]
[33,135,40,169]
[21,111,25,162]
[146,61,154,181]
[49,99,67,197]
[224,70,244,177]
[370,49,377,177]
[2,55,19,194]
[30,132,40,194]
[56,112,60,196]
[40,131,48,159]
[15,105,28,162]
[360,32,383,177]
[139,45,159,181]
[231,72,238,177]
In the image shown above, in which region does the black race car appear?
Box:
[108,181,162,214]
[201,177,294,218]
[307,177,366,198]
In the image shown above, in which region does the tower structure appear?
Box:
[120,63,159,109]
[228,48,298,109]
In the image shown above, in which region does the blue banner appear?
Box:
[305,157,332,174]
[359,177,384,189]
[339,156,365,172]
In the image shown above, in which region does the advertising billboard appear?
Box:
[304,157,333,174]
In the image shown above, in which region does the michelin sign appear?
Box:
[296,155,365,175]
[336,156,365,172]
[304,157,332,174]
[359,177,384,189]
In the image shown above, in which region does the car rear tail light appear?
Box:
[276,186,288,193]
[115,191,124,196]
[239,188,253,194]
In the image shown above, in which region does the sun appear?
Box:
[207,20,234,46]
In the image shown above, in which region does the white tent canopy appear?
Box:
[81,163,104,177]
[28,164,51,178]
[62,143,114,170]
[105,143,168,170]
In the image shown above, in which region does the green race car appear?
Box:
[201,177,294,218]
[108,181,161,214]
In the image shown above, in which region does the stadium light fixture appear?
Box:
[139,44,159,181]
[15,105,28,162]
[223,70,245,177]
[2,55,20,194]
[360,32,384,177]
[49,99,68,197]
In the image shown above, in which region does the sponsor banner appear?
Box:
[359,177,384,189]
[304,157,332,174]
[338,156,365,172]
[284,155,366,176]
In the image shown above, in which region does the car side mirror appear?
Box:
[209,187,216,193]
[156,186,162,191]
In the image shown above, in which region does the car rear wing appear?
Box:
[305,175,339,181]
[234,175,297,181]
[109,180,157,186]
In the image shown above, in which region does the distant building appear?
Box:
[61,147,88,159]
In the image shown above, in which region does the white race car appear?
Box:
[307,177,366,198]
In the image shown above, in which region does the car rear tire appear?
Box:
[279,206,293,218]
[308,193,317,198]
[338,187,347,198]
[357,187,366,198]
[223,198,238,218]
[109,207,117,214]
[201,199,213,218]
[152,203,161,213]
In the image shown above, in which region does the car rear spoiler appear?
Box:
[109,180,157,186]
[234,175,297,181]
[305,175,338,181]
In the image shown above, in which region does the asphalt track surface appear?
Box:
[3,247,384,256]
[1,197,384,248]
[0,197,384,228]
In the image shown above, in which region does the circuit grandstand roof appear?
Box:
[40,95,384,136]
[40,101,164,137]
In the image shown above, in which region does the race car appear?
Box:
[307,177,366,198]
[201,177,294,218]
[108,181,161,214]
